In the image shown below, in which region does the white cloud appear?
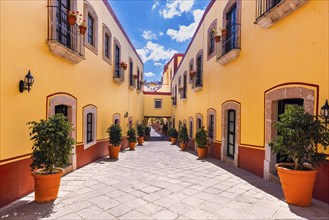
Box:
[160,0,195,19]
[145,72,156,77]
[137,41,178,63]
[166,9,204,42]
[159,31,164,36]
[154,62,163,66]
[142,30,157,40]
[152,0,160,10]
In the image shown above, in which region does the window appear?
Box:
[87,113,93,143]
[114,42,121,78]
[154,99,162,109]
[129,59,134,88]
[196,113,203,130]
[84,2,98,54]
[182,73,187,99]
[189,117,193,139]
[102,25,112,63]
[189,58,194,83]
[88,14,94,45]
[137,68,141,91]
[207,20,217,59]
[173,118,175,129]
[207,109,216,140]
[83,105,97,149]
[113,113,121,125]
[55,105,68,118]
[194,50,203,89]
[227,110,236,158]
[170,69,172,80]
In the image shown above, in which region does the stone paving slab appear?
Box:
[1,128,329,219]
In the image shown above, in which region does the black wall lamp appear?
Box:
[124,112,129,118]
[320,99,329,126]
[19,70,34,93]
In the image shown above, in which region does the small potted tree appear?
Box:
[28,113,75,203]
[169,128,178,145]
[144,126,151,141]
[167,128,173,141]
[269,105,329,207]
[107,124,122,159]
[127,127,137,150]
[178,125,189,151]
[137,124,145,145]
[195,126,208,158]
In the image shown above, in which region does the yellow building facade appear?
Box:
[171,0,328,203]
[0,0,144,207]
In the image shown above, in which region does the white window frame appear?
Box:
[83,105,97,149]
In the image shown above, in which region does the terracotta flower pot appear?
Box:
[180,143,186,151]
[171,138,177,145]
[67,15,76,26]
[215,35,221,42]
[137,136,144,145]
[108,145,120,159]
[276,163,317,207]
[129,142,136,150]
[197,147,208,158]
[79,26,86,35]
[221,29,227,37]
[32,168,64,203]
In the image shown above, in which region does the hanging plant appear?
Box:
[67,11,79,26]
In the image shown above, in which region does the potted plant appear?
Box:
[195,126,208,158]
[178,125,189,151]
[162,124,168,136]
[144,126,151,141]
[79,20,87,35]
[169,128,178,145]
[133,74,138,79]
[137,124,145,145]
[67,11,79,26]
[167,128,173,141]
[189,71,196,78]
[127,127,137,150]
[120,62,127,70]
[212,28,221,42]
[106,124,122,159]
[28,113,75,203]
[269,105,329,207]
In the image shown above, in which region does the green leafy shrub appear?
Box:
[269,105,329,170]
[137,124,145,137]
[178,125,189,143]
[127,127,137,143]
[28,114,75,174]
[162,124,168,133]
[196,126,208,148]
[145,126,151,137]
[169,128,178,138]
[107,124,122,146]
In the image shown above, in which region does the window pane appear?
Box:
[88,15,94,45]
[229,134,234,144]
[229,110,235,121]
[229,144,234,155]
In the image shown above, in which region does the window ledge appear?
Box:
[193,86,203,92]
[46,40,85,64]
[113,69,125,84]
[217,48,241,65]
[181,98,187,102]
[255,0,308,28]
[129,85,135,90]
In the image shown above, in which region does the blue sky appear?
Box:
[109,0,210,82]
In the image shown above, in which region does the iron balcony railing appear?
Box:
[220,23,241,57]
[256,0,282,19]
[47,5,84,56]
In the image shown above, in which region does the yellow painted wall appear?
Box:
[171,0,329,153]
[144,94,172,118]
[0,0,144,161]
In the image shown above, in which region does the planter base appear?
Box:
[171,138,177,145]
[32,168,63,203]
[276,163,317,207]
[197,148,208,158]
[137,137,144,145]
[108,145,120,159]
[129,142,136,150]
[180,143,187,151]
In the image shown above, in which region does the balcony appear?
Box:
[255,0,308,28]
[114,69,125,84]
[47,6,85,64]
[217,23,241,65]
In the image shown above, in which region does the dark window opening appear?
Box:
[87,14,94,45]
[189,121,193,138]
[196,55,202,87]
[227,110,236,158]
[197,118,202,130]
[209,31,215,55]
[56,0,71,47]
[209,114,214,139]
[105,34,109,58]
[87,113,93,143]
[115,45,120,78]
[155,100,162,109]
[55,105,68,119]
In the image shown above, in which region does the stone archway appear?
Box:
[264,86,315,180]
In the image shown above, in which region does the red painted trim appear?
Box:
[0,153,31,163]
[173,0,216,82]
[240,143,264,149]
[143,91,171,96]
[76,141,108,169]
[102,0,143,65]
[238,146,265,178]
[313,164,329,204]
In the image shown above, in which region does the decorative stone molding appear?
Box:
[83,105,97,150]
[47,41,85,64]
[113,113,121,125]
[217,48,241,65]
[47,94,77,171]
[102,24,112,64]
[255,0,308,28]
[221,101,241,167]
[263,86,315,180]
[84,1,99,54]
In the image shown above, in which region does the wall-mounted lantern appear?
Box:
[124,112,128,118]
[19,70,34,93]
[320,100,329,126]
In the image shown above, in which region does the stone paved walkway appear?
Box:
[1,128,329,219]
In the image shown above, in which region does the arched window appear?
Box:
[84,2,98,54]
[113,113,121,126]
[129,57,135,88]
[113,38,121,79]
[102,24,112,64]
[196,113,203,130]
[208,20,217,58]
[83,105,97,149]
[207,109,216,141]
[193,50,203,90]
[189,117,194,139]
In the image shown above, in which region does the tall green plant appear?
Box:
[169,128,178,138]
[145,126,151,137]
[107,124,122,146]
[178,125,189,143]
[269,105,329,170]
[162,124,168,133]
[28,114,75,174]
[196,127,208,148]
[127,127,137,143]
[137,124,145,137]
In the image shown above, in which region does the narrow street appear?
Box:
[0,128,328,219]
